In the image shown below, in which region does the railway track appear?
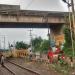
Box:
[0,65,15,75]
[4,60,40,75]
[3,65,15,75]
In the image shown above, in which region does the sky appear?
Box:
[0,0,68,11]
[0,28,48,49]
[0,0,70,49]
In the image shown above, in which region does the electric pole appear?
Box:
[0,40,1,49]
[71,0,75,35]
[13,40,16,49]
[71,0,75,57]
[0,35,7,50]
[29,29,33,51]
[4,35,5,50]
[43,13,51,47]
[62,0,75,58]
[8,41,10,50]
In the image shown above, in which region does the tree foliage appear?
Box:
[40,40,50,53]
[15,41,28,49]
[32,37,43,52]
[63,27,74,56]
[63,27,72,47]
[32,37,50,53]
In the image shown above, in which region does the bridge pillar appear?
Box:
[50,24,64,46]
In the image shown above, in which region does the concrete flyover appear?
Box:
[0,9,68,45]
[0,10,67,28]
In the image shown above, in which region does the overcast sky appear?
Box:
[0,0,68,11]
[0,0,70,49]
[0,28,49,49]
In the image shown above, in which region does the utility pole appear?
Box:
[71,0,75,57]
[13,40,16,49]
[8,41,10,50]
[71,0,75,34]
[0,40,1,49]
[29,29,33,51]
[62,0,75,59]
[48,27,50,41]
[0,35,6,50]
[68,0,74,58]
[43,13,51,47]
[4,35,5,50]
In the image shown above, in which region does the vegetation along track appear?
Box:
[4,60,40,75]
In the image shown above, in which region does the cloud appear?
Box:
[0,28,48,43]
[0,0,68,11]
[0,0,20,5]
[20,0,68,11]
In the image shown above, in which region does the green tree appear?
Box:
[15,41,28,49]
[32,37,43,52]
[32,37,50,53]
[64,27,72,47]
[63,27,74,56]
[40,40,50,53]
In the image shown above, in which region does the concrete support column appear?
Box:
[50,24,64,46]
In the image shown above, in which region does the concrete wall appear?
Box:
[50,24,65,46]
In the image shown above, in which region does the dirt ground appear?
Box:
[8,58,65,75]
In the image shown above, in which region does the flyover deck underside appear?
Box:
[0,22,64,28]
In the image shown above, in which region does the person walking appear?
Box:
[29,50,33,61]
[47,47,54,63]
[1,55,4,66]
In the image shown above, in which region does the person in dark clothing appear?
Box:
[1,55,4,66]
